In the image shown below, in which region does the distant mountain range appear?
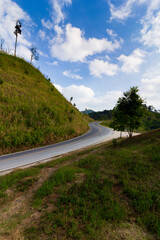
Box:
[81,109,95,114]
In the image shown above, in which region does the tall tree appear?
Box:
[110,87,145,137]
[14,20,22,56]
[30,46,39,63]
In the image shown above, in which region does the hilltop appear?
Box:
[0,53,89,154]
[0,129,159,239]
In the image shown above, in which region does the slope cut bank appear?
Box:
[0,53,89,155]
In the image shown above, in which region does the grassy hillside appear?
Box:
[0,53,89,154]
[0,129,160,239]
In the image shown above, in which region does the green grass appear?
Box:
[33,166,79,207]
[27,156,126,239]
[0,155,74,203]
[0,52,89,154]
[0,167,40,195]
[23,129,160,239]
[1,129,160,239]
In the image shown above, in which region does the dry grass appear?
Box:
[0,52,90,154]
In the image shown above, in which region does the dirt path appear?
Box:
[0,156,82,239]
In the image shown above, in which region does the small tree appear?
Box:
[110,87,145,137]
[30,46,39,63]
[70,97,73,102]
[14,20,22,56]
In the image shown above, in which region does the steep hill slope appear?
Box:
[0,53,89,154]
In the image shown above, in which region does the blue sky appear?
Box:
[1,0,160,111]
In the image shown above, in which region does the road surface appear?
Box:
[0,122,113,173]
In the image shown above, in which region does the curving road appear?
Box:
[0,122,113,173]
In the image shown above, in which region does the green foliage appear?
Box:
[0,52,89,153]
[112,138,117,147]
[143,109,160,131]
[110,87,145,137]
[89,109,113,120]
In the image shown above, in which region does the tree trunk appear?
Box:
[30,54,33,64]
[14,34,17,56]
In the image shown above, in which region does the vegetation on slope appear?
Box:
[89,108,160,132]
[0,129,159,239]
[0,52,89,154]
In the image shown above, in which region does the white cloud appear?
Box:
[41,19,53,29]
[38,50,48,58]
[53,25,64,43]
[106,29,117,37]
[54,84,122,111]
[39,30,46,40]
[141,10,160,51]
[17,45,31,61]
[89,59,118,77]
[47,61,58,66]
[0,0,32,59]
[109,0,160,53]
[118,49,146,73]
[50,24,121,62]
[140,75,160,109]
[108,0,160,52]
[50,0,72,24]
[63,70,83,79]
[109,0,147,21]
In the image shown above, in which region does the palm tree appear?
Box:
[14,20,22,56]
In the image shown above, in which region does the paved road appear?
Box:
[0,122,113,173]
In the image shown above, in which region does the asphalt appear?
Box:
[0,122,113,173]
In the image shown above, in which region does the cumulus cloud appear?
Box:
[63,70,83,80]
[54,84,122,111]
[0,0,32,60]
[89,59,118,77]
[118,49,146,73]
[16,45,31,61]
[141,10,160,51]
[50,24,121,62]
[50,0,72,24]
[140,75,160,109]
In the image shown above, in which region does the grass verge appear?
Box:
[0,129,160,239]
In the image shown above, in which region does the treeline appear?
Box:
[87,106,160,131]
[88,110,113,120]
[143,105,160,131]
